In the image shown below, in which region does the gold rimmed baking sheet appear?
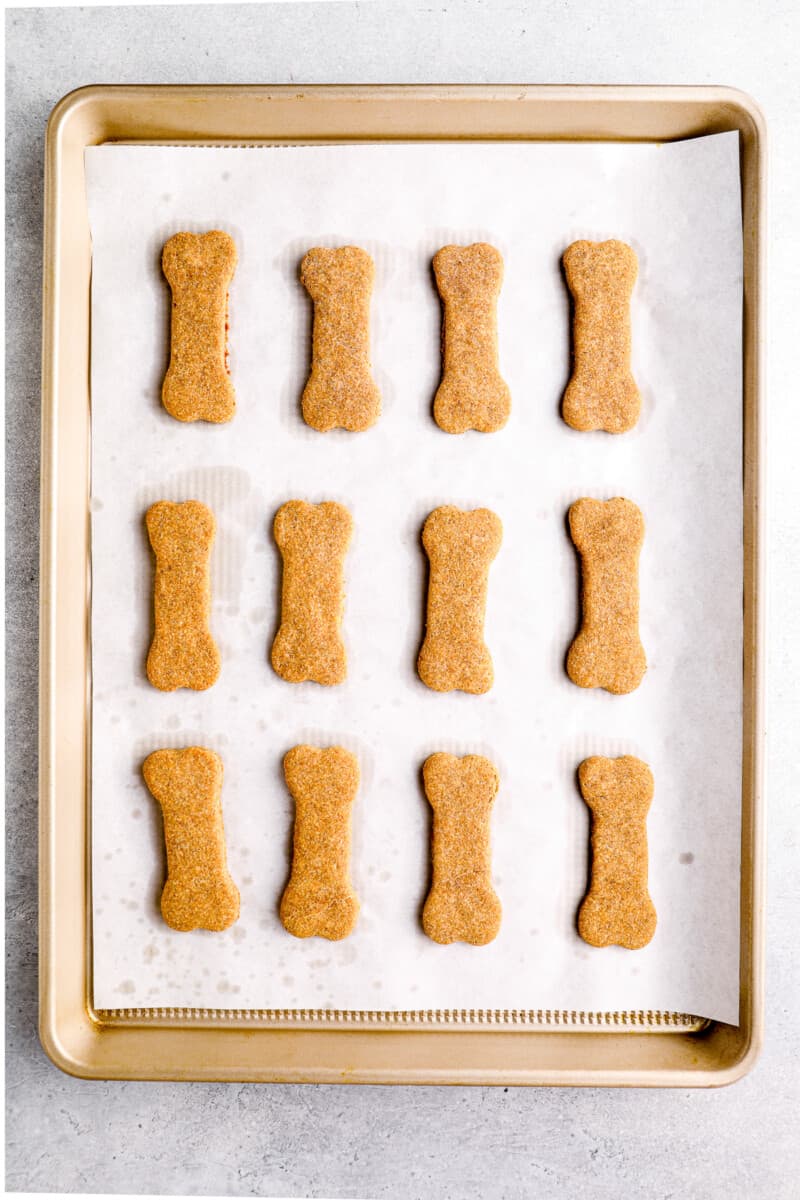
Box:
[40,85,765,1085]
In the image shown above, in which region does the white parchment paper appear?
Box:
[86,135,742,1023]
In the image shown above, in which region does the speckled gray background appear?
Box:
[6,3,800,1197]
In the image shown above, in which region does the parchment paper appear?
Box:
[86,135,742,1023]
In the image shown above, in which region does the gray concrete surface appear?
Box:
[6,3,800,1197]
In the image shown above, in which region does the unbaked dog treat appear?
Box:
[567,497,646,695]
[562,239,640,433]
[280,745,360,940]
[271,500,353,685]
[422,753,501,946]
[142,746,240,932]
[162,231,237,423]
[418,505,502,694]
[432,243,511,434]
[300,246,381,432]
[146,500,221,692]
[577,755,656,949]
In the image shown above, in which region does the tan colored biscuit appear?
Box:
[577,755,656,949]
[146,500,221,692]
[418,505,502,694]
[142,747,240,932]
[300,246,381,432]
[433,243,511,434]
[271,500,353,685]
[562,239,640,433]
[567,497,646,695]
[162,231,237,423]
[280,745,360,940]
[422,753,501,946]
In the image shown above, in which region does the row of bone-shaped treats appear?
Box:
[143,745,656,950]
[146,495,647,698]
[162,232,640,434]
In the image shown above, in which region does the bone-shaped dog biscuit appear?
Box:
[418,506,502,694]
[562,239,640,433]
[162,231,237,423]
[433,243,511,434]
[577,755,656,949]
[300,246,381,432]
[271,500,353,685]
[143,747,240,932]
[146,500,221,692]
[422,753,501,946]
[280,745,360,940]
[567,497,646,695]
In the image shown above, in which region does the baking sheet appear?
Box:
[86,135,742,1024]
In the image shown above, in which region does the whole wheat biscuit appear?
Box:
[280,745,360,940]
[567,497,646,695]
[433,243,511,434]
[300,246,381,432]
[418,505,502,694]
[562,239,640,433]
[146,500,221,692]
[271,500,353,685]
[162,231,237,423]
[577,755,656,949]
[142,746,240,932]
[422,753,501,946]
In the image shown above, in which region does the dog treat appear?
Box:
[432,243,511,434]
[418,505,502,694]
[142,747,240,932]
[562,239,640,433]
[280,745,360,940]
[577,755,656,949]
[146,500,221,692]
[422,753,501,946]
[300,246,381,432]
[271,500,353,685]
[567,497,646,695]
[162,231,237,423]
